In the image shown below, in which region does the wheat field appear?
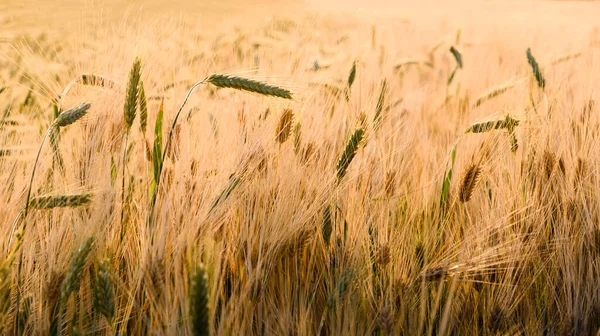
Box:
[1,0,600,334]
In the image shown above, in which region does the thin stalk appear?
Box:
[148,80,206,228]
[14,123,54,335]
[120,133,130,241]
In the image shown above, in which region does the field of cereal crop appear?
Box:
[1,0,600,334]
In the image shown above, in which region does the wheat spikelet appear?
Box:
[394,59,427,70]
[124,57,142,130]
[79,74,117,89]
[373,78,388,132]
[28,193,92,209]
[348,60,357,88]
[385,170,396,197]
[473,82,517,107]
[526,48,545,89]
[574,157,588,189]
[450,46,463,68]
[551,52,582,66]
[508,132,518,153]
[190,265,210,336]
[54,103,91,127]
[205,73,292,99]
[542,151,556,179]
[60,237,94,305]
[337,128,365,181]
[465,115,519,134]
[322,205,333,245]
[459,164,482,202]
[16,296,32,332]
[421,266,449,282]
[276,108,294,144]
[293,122,302,154]
[328,269,354,307]
[138,80,148,134]
[93,259,114,323]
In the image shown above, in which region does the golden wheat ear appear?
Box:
[459,164,482,203]
[205,73,293,99]
[276,109,294,144]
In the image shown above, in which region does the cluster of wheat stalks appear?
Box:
[0,13,599,335]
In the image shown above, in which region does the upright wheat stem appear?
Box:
[148,80,206,228]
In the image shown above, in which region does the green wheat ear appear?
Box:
[124,57,142,130]
[93,259,115,323]
[28,193,92,209]
[526,48,545,89]
[205,73,292,99]
[337,128,365,182]
[60,237,95,305]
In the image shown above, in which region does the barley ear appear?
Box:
[276,109,294,144]
[293,122,302,154]
[373,78,388,132]
[190,265,210,336]
[459,164,482,202]
[138,80,148,134]
[336,128,365,182]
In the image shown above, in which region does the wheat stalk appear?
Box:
[205,73,292,99]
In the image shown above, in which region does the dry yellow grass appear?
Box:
[1,0,600,334]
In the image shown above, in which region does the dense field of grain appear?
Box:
[1,0,600,334]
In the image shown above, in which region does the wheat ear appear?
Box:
[337,128,365,182]
[205,73,292,99]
